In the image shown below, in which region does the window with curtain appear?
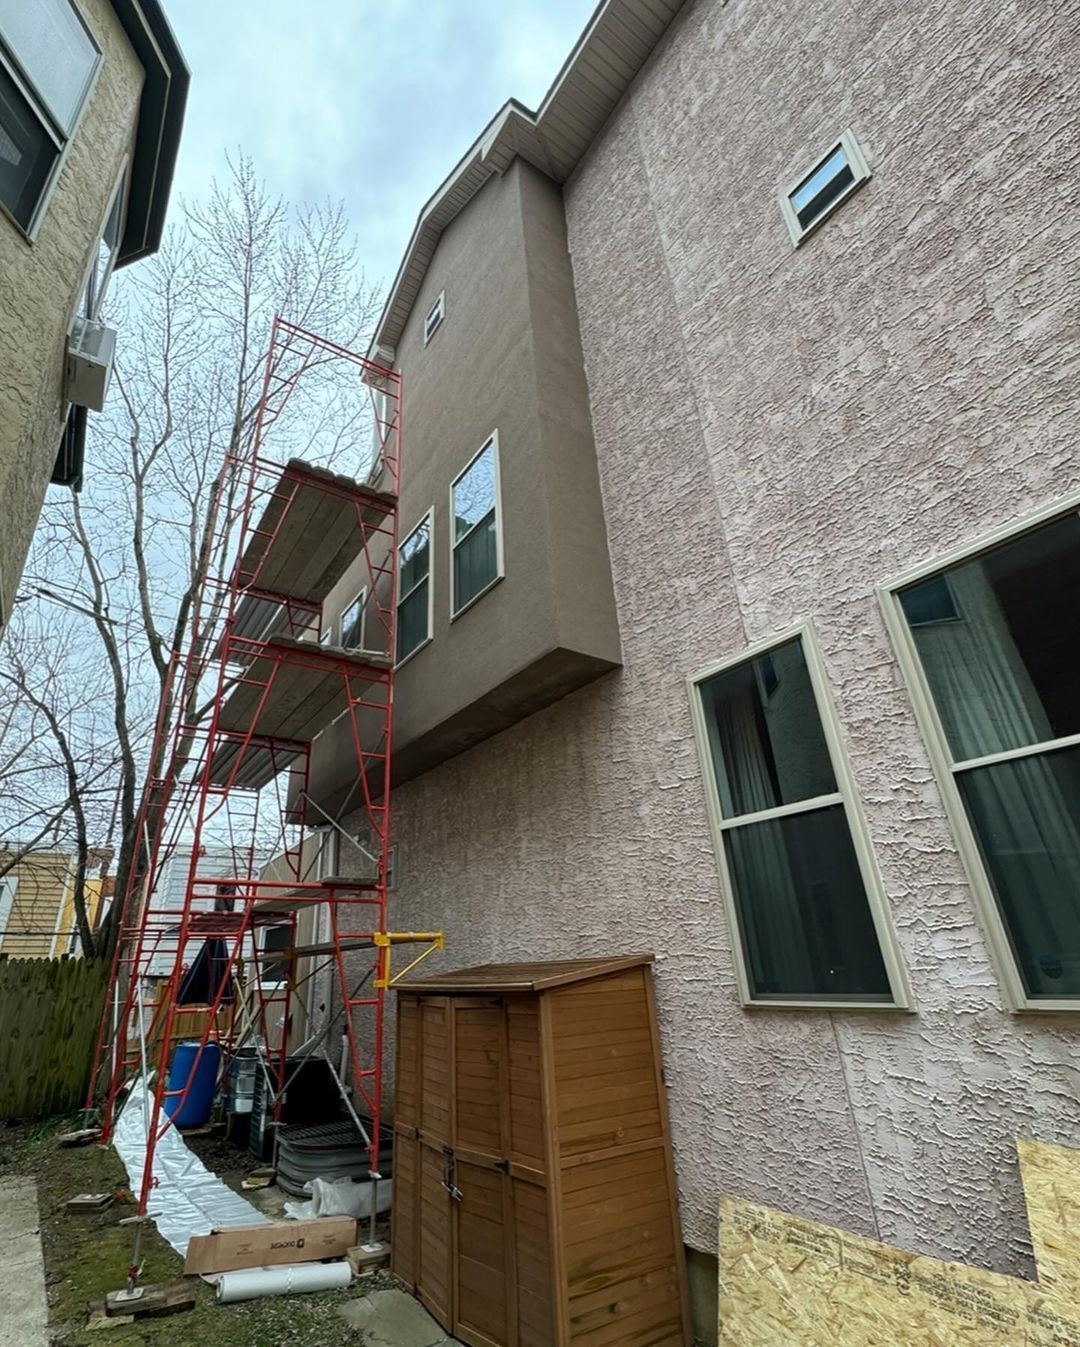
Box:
[695,636,894,1002]
[451,438,499,615]
[397,512,431,663]
[340,589,365,651]
[0,0,98,232]
[898,512,1080,1000]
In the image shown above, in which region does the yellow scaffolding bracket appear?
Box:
[373,931,445,989]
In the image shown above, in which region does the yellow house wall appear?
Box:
[0,0,144,626]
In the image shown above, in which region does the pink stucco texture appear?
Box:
[356,0,1080,1277]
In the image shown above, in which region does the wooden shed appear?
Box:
[391,954,691,1347]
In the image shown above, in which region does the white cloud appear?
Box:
[166,0,596,286]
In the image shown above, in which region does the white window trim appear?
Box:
[0,2,103,242]
[395,507,434,669]
[77,158,127,323]
[449,432,504,621]
[878,488,1080,1012]
[687,621,912,1010]
[0,873,18,952]
[339,585,369,653]
[779,127,871,248]
[423,290,445,345]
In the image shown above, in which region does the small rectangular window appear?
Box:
[451,435,501,617]
[340,589,366,651]
[690,630,906,1006]
[424,292,444,344]
[319,625,333,646]
[780,129,870,246]
[397,511,432,664]
[260,926,291,984]
[0,0,99,235]
[891,510,1080,1004]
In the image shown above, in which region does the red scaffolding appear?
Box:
[87,318,439,1248]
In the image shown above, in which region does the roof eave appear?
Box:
[109,0,190,267]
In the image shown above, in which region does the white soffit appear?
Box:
[373,0,686,356]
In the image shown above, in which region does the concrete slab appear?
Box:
[0,1177,48,1347]
[336,1286,463,1346]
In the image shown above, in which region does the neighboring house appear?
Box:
[0,0,187,638]
[0,848,110,957]
[303,0,1080,1339]
[144,844,267,979]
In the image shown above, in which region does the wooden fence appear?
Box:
[0,957,108,1120]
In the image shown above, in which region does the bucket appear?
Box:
[164,1041,221,1128]
[227,1046,259,1114]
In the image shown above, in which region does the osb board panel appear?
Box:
[718,1194,1080,1347]
[1018,1138,1080,1303]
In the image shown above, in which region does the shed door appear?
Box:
[452,997,515,1347]
[416,996,453,1326]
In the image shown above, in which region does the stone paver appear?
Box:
[0,1177,47,1347]
[337,1286,463,1346]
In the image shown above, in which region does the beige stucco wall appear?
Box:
[0,0,143,628]
[311,158,620,803]
[357,0,1080,1293]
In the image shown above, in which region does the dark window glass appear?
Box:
[725,805,891,1000]
[453,509,497,611]
[899,514,1080,760]
[397,584,428,662]
[0,62,57,229]
[699,638,836,818]
[261,926,290,983]
[957,745,1080,998]
[791,146,854,228]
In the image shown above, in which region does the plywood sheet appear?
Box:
[1018,1138,1080,1303]
[718,1193,1080,1347]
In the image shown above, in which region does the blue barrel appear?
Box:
[164,1041,221,1127]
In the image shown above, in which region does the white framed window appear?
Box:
[0,0,101,237]
[688,625,910,1008]
[450,434,502,618]
[396,510,432,665]
[82,165,125,319]
[340,587,367,651]
[259,925,291,985]
[880,495,1080,1010]
[423,291,444,344]
[779,128,870,247]
[319,624,333,646]
[0,873,18,951]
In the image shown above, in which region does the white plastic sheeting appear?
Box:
[283,1175,393,1223]
[216,1261,352,1304]
[113,1080,269,1257]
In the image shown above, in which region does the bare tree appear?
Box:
[0,156,382,959]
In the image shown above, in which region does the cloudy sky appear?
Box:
[166,1,597,289]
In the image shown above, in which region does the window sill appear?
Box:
[741,997,912,1012]
[450,572,504,623]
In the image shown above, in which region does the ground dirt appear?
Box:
[0,1112,394,1345]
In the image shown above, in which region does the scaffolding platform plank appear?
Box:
[236,458,396,605]
[207,636,390,789]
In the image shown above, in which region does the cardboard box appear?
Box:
[184,1217,357,1275]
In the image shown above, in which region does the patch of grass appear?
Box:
[3,1114,386,1345]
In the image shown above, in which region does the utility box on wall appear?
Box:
[392,954,691,1347]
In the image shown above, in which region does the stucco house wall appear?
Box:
[0,0,143,627]
[342,0,1080,1314]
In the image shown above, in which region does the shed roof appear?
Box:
[396,953,654,993]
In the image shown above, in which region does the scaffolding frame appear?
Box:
[87,317,422,1237]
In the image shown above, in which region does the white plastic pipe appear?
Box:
[216,1261,352,1303]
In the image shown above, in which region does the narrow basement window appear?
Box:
[780,129,870,246]
[424,291,444,344]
